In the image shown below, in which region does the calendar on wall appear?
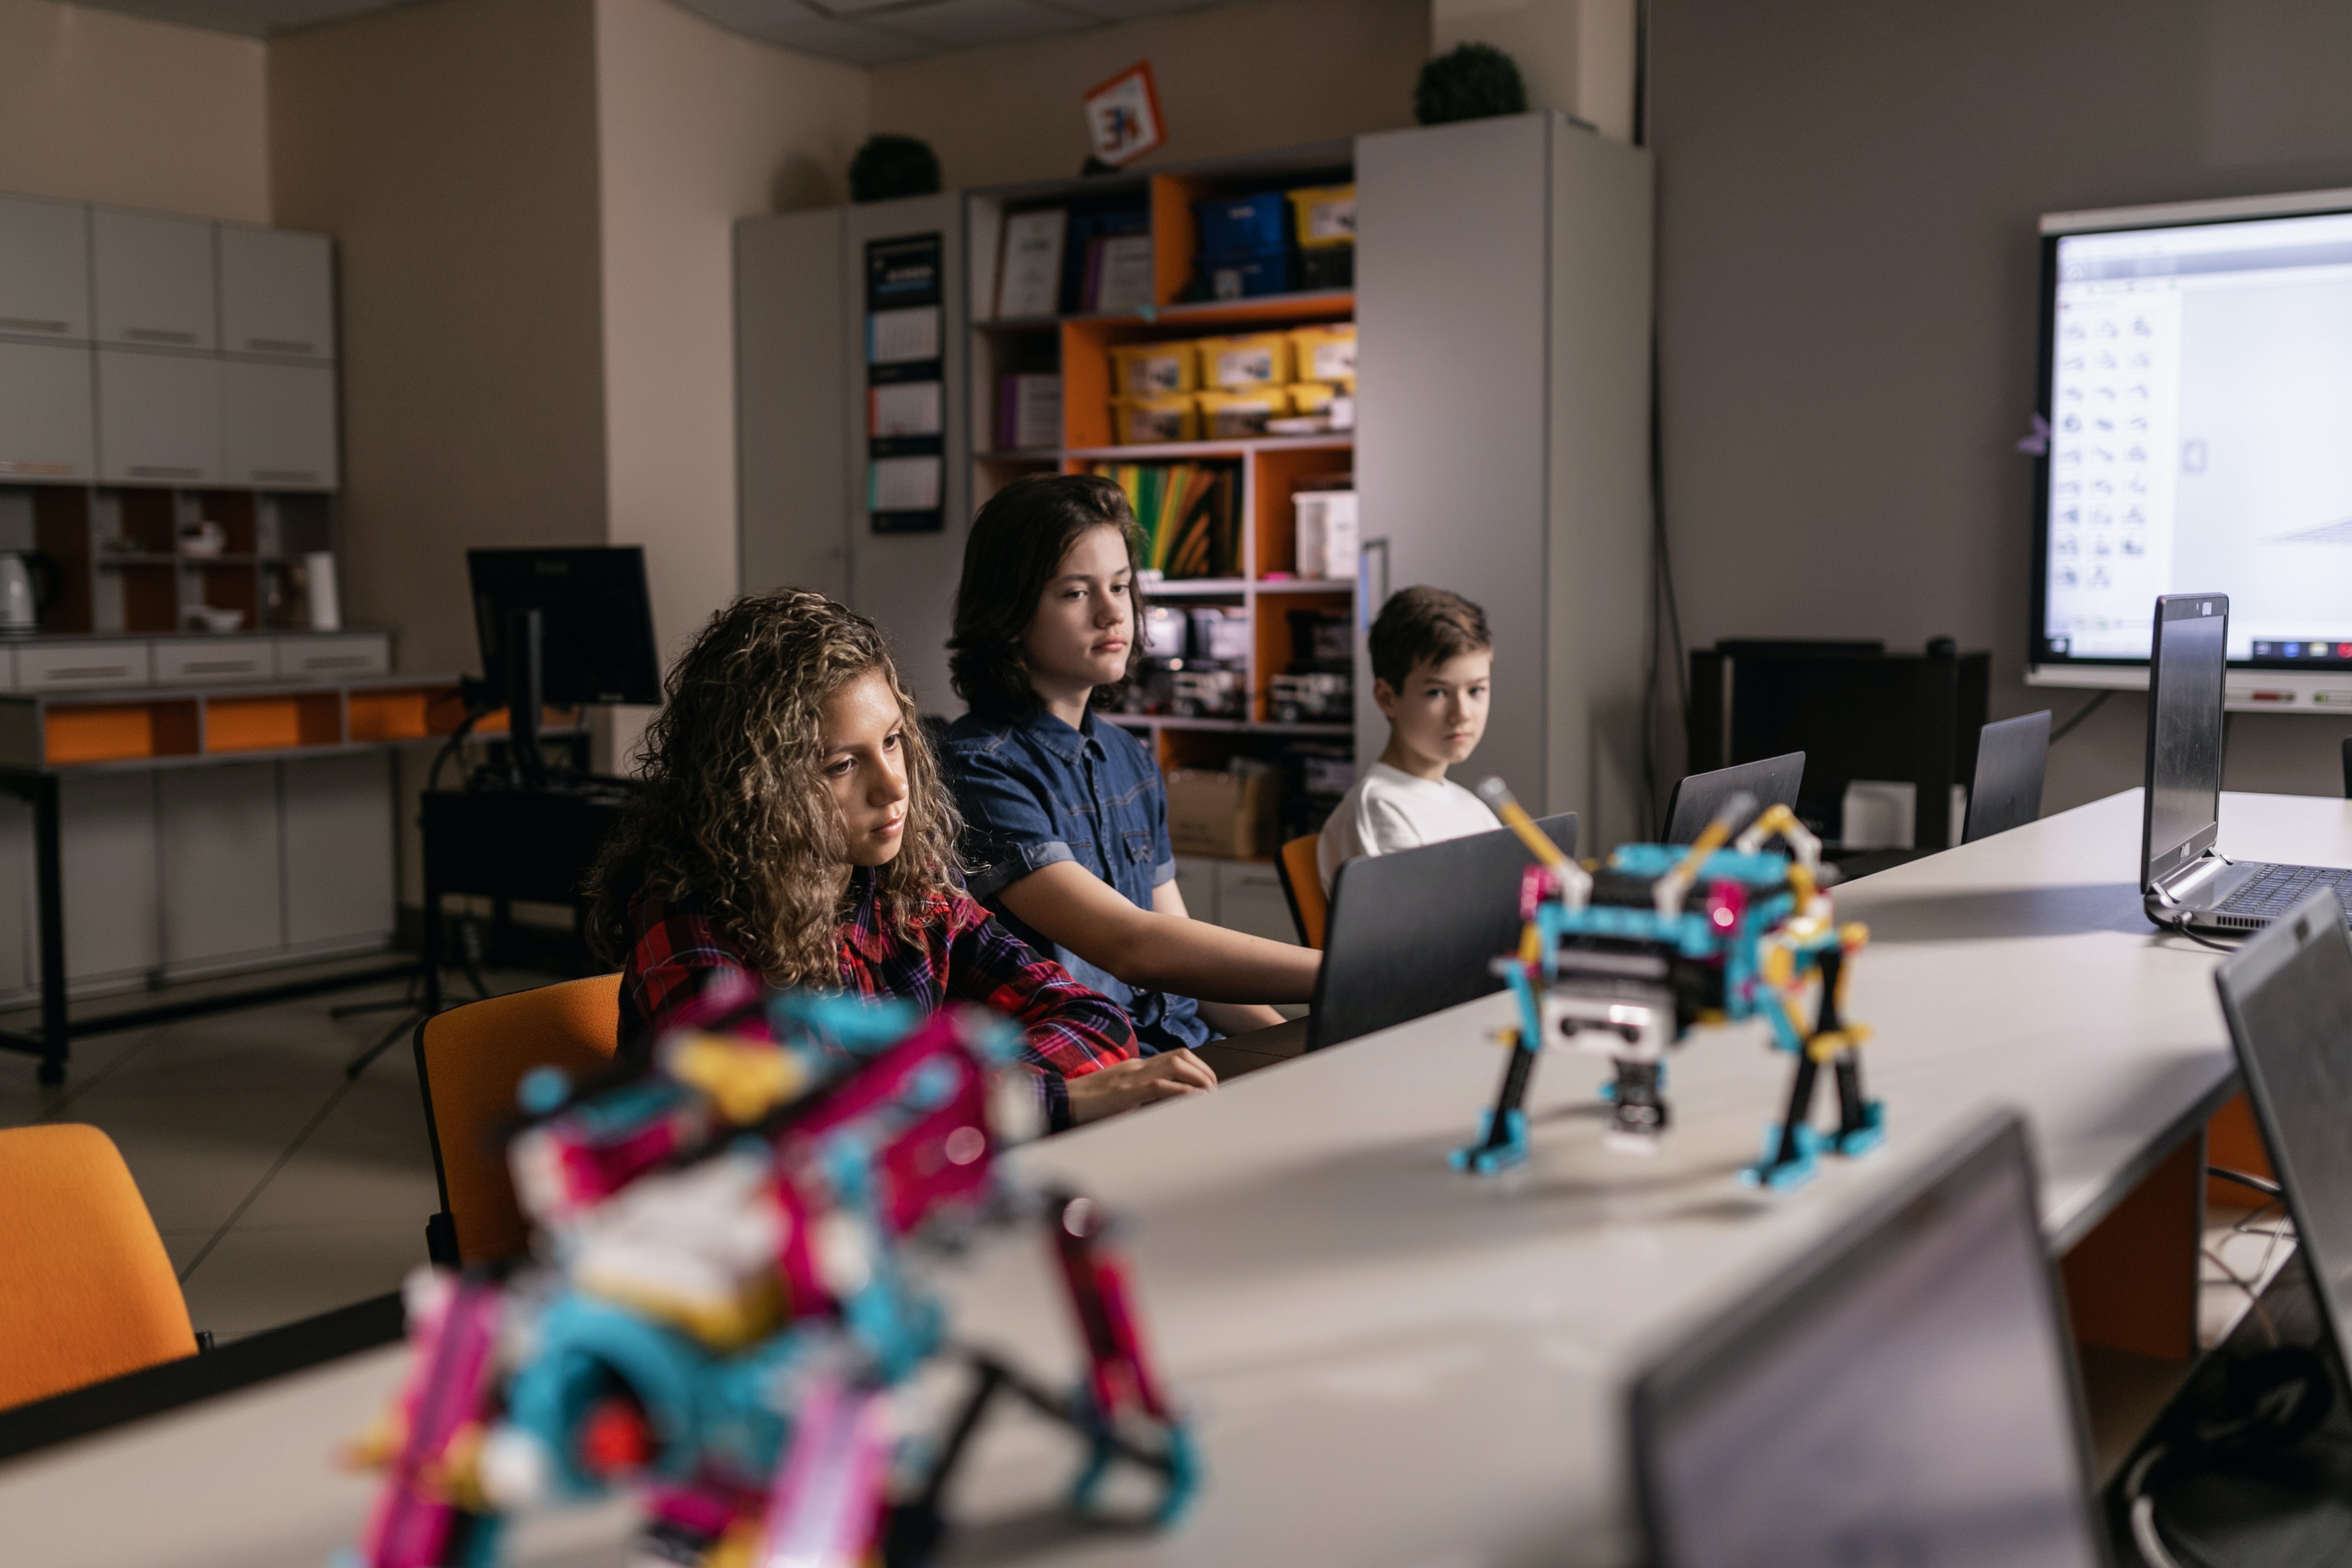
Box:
[864,233,945,534]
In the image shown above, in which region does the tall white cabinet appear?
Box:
[737,193,968,715]
[1356,113,1654,850]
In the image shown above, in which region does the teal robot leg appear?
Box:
[1452,967,1542,1174]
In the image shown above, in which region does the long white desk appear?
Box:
[4,788,2339,1568]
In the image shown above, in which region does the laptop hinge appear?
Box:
[2155,852,2230,906]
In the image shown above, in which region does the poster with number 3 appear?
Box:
[1085,62,1166,169]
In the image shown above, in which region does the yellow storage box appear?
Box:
[1286,382,1337,415]
[1109,341,1197,398]
[1287,184,1358,249]
[1197,386,1293,439]
[1289,322,1357,384]
[1113,394,1198,445]
[1196,332,1292,390]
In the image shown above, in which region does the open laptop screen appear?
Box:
[2144,593,2229,888]
[2217,888,2352,1374]
[1632,1114,2103,1568]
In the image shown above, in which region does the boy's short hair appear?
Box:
[1369,586,1492,689]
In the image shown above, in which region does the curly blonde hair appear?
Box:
[585,590,961,987]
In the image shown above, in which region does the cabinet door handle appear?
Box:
[246,338,316,355]
[0,461,75,477]
[124,328,198,345]
[252,470,320,484]
[0,317,67,334]
[128,466,202,479]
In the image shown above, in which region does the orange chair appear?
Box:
[0,1124,197,1411]
[414,973,622,1267]
[1276,833,1328,949]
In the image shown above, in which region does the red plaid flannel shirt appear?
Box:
[618,870,1136,1129]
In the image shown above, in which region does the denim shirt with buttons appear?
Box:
[943,704,1213,1053]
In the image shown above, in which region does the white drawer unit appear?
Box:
[95,347,222,484]
[154,637,275,685]
[17,640,151,691]
[220,359,338,490]
[0,341,96,482]
[91,208,217,353]
[218,226,335,361]
[0,194,92,344]
[275,633,388,681]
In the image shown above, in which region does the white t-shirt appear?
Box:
[1317,761,1503,894]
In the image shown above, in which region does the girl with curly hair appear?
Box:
[586,589,1214,1128]
[942,474,1320,1054]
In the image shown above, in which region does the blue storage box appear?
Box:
[1193,192,1292,255]
[1199,248,1296,300]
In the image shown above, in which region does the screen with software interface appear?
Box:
[1646,1154,2098,1568]
[2038,205,2352,666]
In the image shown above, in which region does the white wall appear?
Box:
[594,0,867,763]
[0,0,269,221]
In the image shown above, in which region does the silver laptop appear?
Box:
[1630,1109,2107,1568]
[2142,592,2352,934]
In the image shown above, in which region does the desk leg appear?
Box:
[31,774,66,1085]
[2062,1130,2204,1362]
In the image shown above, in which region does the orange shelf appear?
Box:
[209,692,341,752]
[349,686,440,742]
[45,701,199,766]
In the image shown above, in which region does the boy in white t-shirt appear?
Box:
[1318,586,1502,894]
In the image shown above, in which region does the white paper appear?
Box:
[867,306,940,365]
[870,455,942,512]
[1095,234,1156,314]
[996,209,1067,319]
[870,381,943,438]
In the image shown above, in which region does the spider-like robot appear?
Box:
[344,993,1194,1568]
[1451,783,1883,1191]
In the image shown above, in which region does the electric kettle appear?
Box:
[0,552,60,634]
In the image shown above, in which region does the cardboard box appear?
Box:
[1166,768,1280,860]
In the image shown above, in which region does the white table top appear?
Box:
[8,788,2341,1568]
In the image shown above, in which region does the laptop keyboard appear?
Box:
[2215,863,2352,919]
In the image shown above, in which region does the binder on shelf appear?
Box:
[995,209,1066,319]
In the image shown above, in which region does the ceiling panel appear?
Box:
[869,0,1096,49]
[673,0,938,62]
[1051,0,1208,20]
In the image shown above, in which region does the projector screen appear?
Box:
[2034,197,2352,671]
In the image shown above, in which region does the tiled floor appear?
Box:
[0,960,540,1342]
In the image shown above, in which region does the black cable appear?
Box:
[1632,0,1651,150]
[2169,909,2242,953]
[2049,688,2113,744]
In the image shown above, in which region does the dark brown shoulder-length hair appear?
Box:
[585,590,961,987]
[948,472,1147,719]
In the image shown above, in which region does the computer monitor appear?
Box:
[1631,1110,2106,1568]
[2216,886,2352,1394]
[2140,592,2228,892]
[468,547,664,709]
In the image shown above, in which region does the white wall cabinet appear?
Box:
[219,226,335,361]
[0,194,93,344]
[1358,114,1653,848]
[221,359,338,489]
[0,341,96,482]
[96,347,222,484]
[60,771,161,985]
[92,208,218,352]
[282,752,395,950]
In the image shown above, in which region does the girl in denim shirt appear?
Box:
[942,474,1320,1055]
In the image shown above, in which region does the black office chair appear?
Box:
[1662,754,1804,844]
[1306,812,1577,1053]
[2341,736,2352,800]
[1962,711,2051,843]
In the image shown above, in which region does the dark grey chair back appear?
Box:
[1962,711,2051,843]
[1663,753,1805,844]
[1307,812,1577,1052]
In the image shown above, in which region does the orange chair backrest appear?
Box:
[419,973,622,1265]
[0,1124,194,1411]
[1278,833,1329,949]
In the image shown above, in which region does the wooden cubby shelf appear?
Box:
[0,675,585,772]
